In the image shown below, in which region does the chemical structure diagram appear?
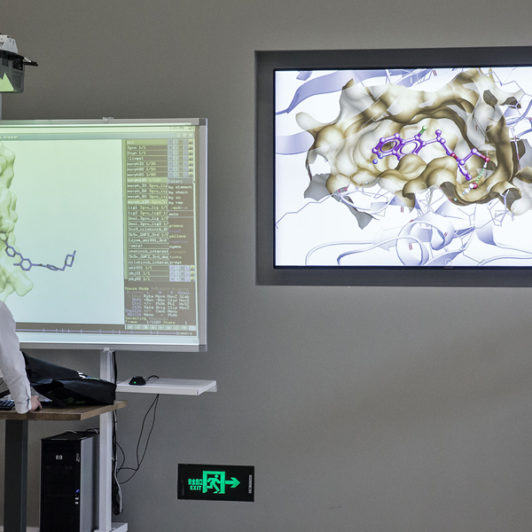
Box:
[1,237,76,272]
[371,127,491,196]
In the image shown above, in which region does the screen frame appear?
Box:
[256,46,532,286]
[1,117,207,351]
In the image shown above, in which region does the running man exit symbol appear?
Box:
[178,464,254,502]
[187,471,240,494]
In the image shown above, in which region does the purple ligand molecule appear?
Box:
[372,129,490,182]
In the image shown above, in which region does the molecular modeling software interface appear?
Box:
[0,121,204,348]
[275,66,532,268]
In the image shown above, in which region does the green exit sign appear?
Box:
[178,464,254,502]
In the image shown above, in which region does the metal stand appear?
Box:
[95,348,127,532]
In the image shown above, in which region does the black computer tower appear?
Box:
[40,431,97,532]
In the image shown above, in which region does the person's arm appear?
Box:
[0,302,34,413]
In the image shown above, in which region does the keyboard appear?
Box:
[0,399,14,410]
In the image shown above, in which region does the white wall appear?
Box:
[2,1,532,531]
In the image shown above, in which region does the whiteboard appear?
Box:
[0,118,207,351]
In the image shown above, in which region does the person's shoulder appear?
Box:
[0,302,14,321]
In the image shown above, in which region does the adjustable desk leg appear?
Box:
[4,419,28,532]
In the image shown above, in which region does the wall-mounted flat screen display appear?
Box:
[0,119,207,350]
[256,47,532,285]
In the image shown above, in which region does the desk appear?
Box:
[0,401,126,532]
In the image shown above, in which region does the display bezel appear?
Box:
[256,46,532,286]
[0,118,207,351]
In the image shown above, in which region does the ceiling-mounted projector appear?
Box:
[0,33,37,93]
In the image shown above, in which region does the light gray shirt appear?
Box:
[0,302,32,413]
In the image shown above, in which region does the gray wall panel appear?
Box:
[2,1,532,530]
